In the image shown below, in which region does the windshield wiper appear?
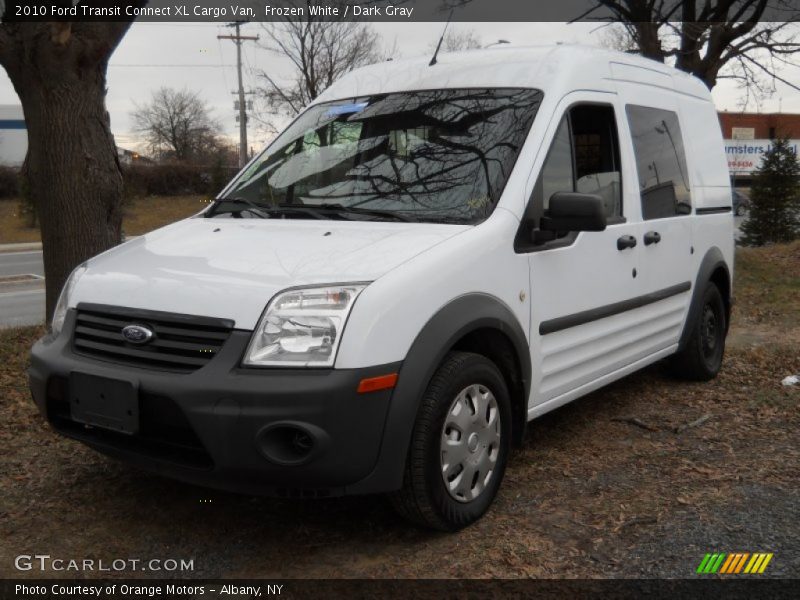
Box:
[280,203,418,222]
[210,198,421,223]
[208,198,332,220]
[207,197,270,219]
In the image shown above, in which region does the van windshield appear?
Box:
[217,88,542,224]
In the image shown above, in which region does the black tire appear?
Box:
[670,282,727,381]
[389,351,512,531]
[735,205,745,217]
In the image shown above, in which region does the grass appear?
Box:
[0,242,798,578]
[733,240,800,328]
[0,195,210,244]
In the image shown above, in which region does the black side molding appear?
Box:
[696,206,732,215]
[539,282,692,335]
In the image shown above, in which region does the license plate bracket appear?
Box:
[69,372,139,435]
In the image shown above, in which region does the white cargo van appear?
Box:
[30,46,733,530]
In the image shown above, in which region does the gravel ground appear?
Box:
[0,243,797,580]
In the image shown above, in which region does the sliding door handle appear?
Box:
[617,235,637,251]
[644,231,661,246]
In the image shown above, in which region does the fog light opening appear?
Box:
[257,424,320,466]
[292,430,314,453]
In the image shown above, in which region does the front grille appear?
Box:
[73,304,234,373]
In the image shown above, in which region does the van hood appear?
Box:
[71,218,470,330]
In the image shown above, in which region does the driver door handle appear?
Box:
[644,231,661,246]
[617,235,637,251]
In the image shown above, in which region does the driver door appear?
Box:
[519,94,648,414]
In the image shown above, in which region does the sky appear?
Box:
[1,21,799,152]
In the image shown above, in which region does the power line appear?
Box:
[110,64,236,68]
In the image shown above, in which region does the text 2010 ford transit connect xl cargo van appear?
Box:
[29,46,734,530]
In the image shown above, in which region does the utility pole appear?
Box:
[218,22,258,168]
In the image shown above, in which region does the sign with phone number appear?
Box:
[725,139,800,175]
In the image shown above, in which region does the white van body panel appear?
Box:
[611,74,695,360]
[64,44,733,420]
[70,218,470,330]
[336,208,530,368]
[29,44,737,514]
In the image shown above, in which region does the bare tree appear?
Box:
[586,1,800,101]
[133,87,222,162]
[256,0,384,118]
[0,18,140,320]
[600,23,639,53]
[428,29,483,53]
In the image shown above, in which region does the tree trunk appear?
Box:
[0,23,133,322]
[22,76,124,321]
[632,22,666,63]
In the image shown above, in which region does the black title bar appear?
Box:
[2,0,797,23]
[4,578,800,600]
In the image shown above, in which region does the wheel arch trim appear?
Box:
[345,293,531,495]
[679,246,732,351]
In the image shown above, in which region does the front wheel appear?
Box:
[390,352,511,531]
[670,282,727,381]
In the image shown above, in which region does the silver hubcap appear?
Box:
[440,384,501,503]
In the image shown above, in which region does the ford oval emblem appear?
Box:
[121,324,154,345]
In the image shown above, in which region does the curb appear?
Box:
[0,242,42,254]
[0,237,138,255]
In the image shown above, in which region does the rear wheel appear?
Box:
[670,282,727,381]
[390,351,511,531]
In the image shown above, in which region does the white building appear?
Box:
[0,105,27,167]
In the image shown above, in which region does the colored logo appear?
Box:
[697,553,773,575]
[121,324,154,345]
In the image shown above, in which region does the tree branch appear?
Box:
[741,52,800,92]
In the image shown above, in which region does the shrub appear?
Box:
[18,170,37,228]
[122,162,238,197]
[0,166,18,199]
[208,156,230,197]
[740,138,800,246]
[0,166,37,228]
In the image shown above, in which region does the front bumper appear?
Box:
[28,310,403,497]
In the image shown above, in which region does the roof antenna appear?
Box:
[429,9,454,67]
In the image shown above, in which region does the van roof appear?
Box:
[313,44,710,105]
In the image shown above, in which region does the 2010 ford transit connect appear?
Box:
[29,46,734,530]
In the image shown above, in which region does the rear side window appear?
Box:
[626,105,691,219]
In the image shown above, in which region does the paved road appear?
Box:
[0,283,45,328]
[0,251,46,328]
[0,217,749,328]
[0,250,45,277]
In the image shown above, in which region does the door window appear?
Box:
[626,105,691,219]
[528,104,622,228]
[540,117,574,214]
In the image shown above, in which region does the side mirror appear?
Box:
[540,192,607,233]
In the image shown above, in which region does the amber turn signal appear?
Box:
[357,373,399,394]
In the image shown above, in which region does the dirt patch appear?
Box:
[0,196,207,244]
[0,244,797,579]
[122,195,211,237]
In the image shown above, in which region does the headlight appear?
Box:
[243,284,367,367]
[51,263,87,337]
